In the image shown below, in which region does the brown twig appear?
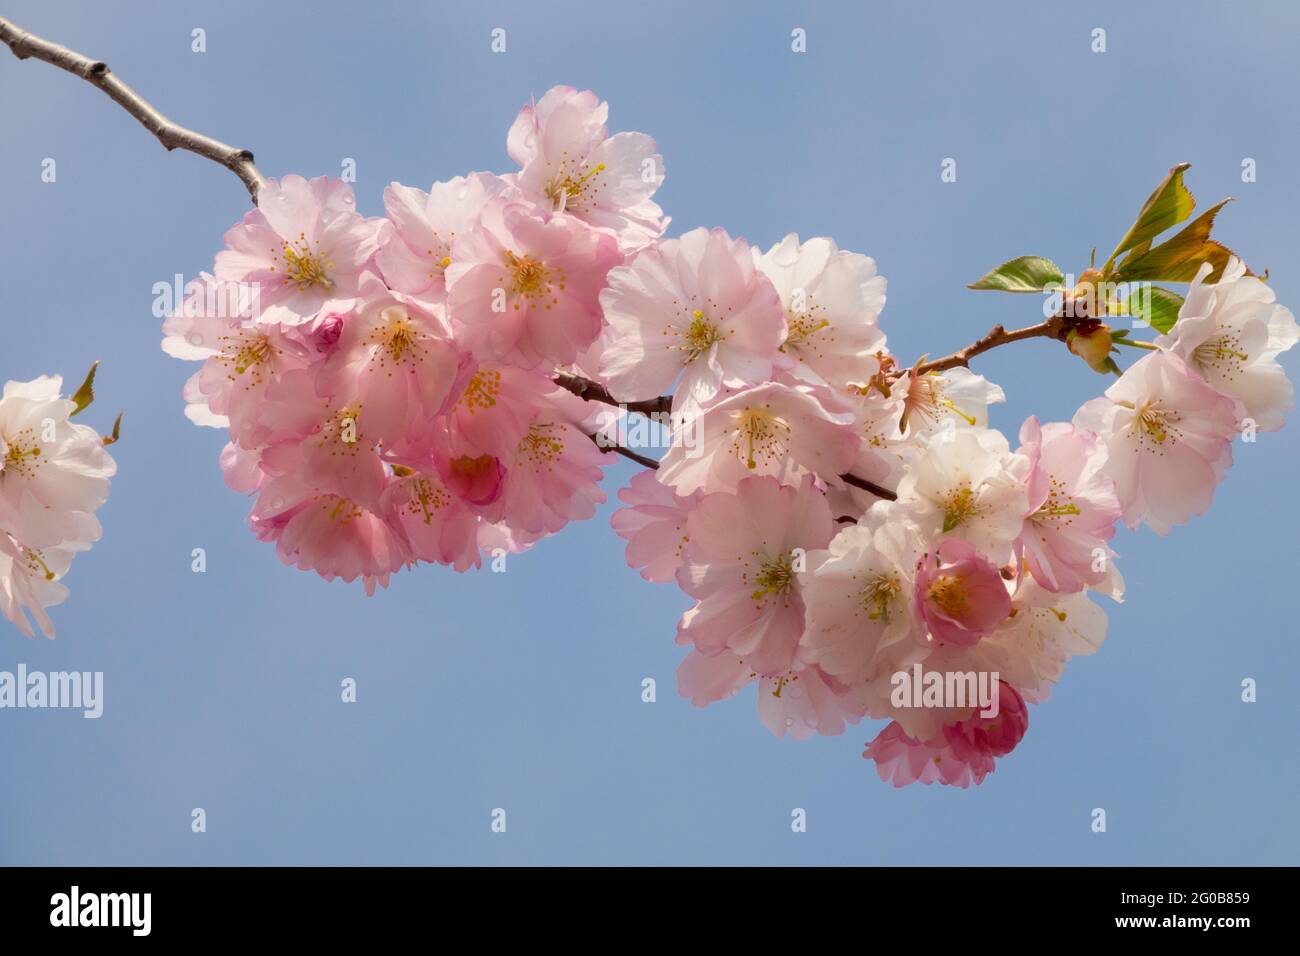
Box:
[839,471,898,501]
[0,15,265,202]
[593,438,661,471]
[911,317,1066,375]
[554,372,673,418]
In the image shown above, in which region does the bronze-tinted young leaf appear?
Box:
[1105,163,1195,268]
[1112,200,1246,283]
[968,255,1065,293]
[1125,286,1184,334]
[69,360,100,417]
[102,411,124,446]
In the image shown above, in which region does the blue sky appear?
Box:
[1,0,1297,865]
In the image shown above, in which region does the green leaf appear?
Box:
[1125,286,1184,334]
[69,361,100,418]
[1105,164,1196,270]
[968,255,1065,293]
[1113,199,1243,283]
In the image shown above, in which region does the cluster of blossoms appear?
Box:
[161,87,1297,786]
[0,373,118,637]
[163,87,665,591]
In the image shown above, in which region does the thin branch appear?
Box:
[597,441,662,471]
[0,15,265,202]
[561,371,899,498]
[554,372,672,418]
[839,471,898,502]
[911,317,1066,376]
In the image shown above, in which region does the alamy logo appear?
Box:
[890,663,1000,718]
[0,665,103,718]
[50,886,151,936]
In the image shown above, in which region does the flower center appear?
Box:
[543,162,605,213]
[782,309,831,354]
[901,373,977,432]
[458,369,501,413]
[861,574,902,622]
[1032,474,1082,524]
[504,251,561,310]
[323,405,363,449]
[318,495,362,524]
[1,427,43,479]
[729,407,790,470]
[1193,333,1250,381]
[273,233,334,290]
[751,553,795,602]
[22,546,56,581]
[216,330,277,384]
[518,422,565,468]
[928,574,969,617]
[367,307,421,364]
[679,309,723,361]
[1132,402,1180,446]
[402,477,451,525]
[942,484,981,532]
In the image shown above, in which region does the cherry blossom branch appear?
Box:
[910,317,1066,376]
[557,372,899,499]
[0,13,1017,507]
[0,15,265,202]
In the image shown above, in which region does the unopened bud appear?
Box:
[1066,268,1105,318]
[1066,321,1116,373]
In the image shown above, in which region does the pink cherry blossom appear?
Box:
[800,504,926,686]
[676,649,865,740]
[445,198,622,368]
[214,175,383,327]
[897,367,1005,437]
[913,538,1012,647]
[252,368,389,510]
[1074,350,1238,534]
[676,475,834,676]
[431,365,609,535]
[895,425,1029,558]
[944,681,1029,757]
[0,531,76,639]
[597,227,787,411]
[864,678,1029,788]
[970,579,1109,705]
[1014,416,1121,593]
[314,278,467,444]
[753,234,887,389]
[494,412,608,536]
[610,470,700,583]
[375,172,508,301]
[1158,257,1300,431]
[862,721,995,788]
[162,274,314,443]
[507,85,667,248]
[0,375,116,549]
[250,472,410,593]
[380,469,482,572]
[656,381,860,495]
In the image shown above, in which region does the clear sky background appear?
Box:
[1,0,1297,865]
